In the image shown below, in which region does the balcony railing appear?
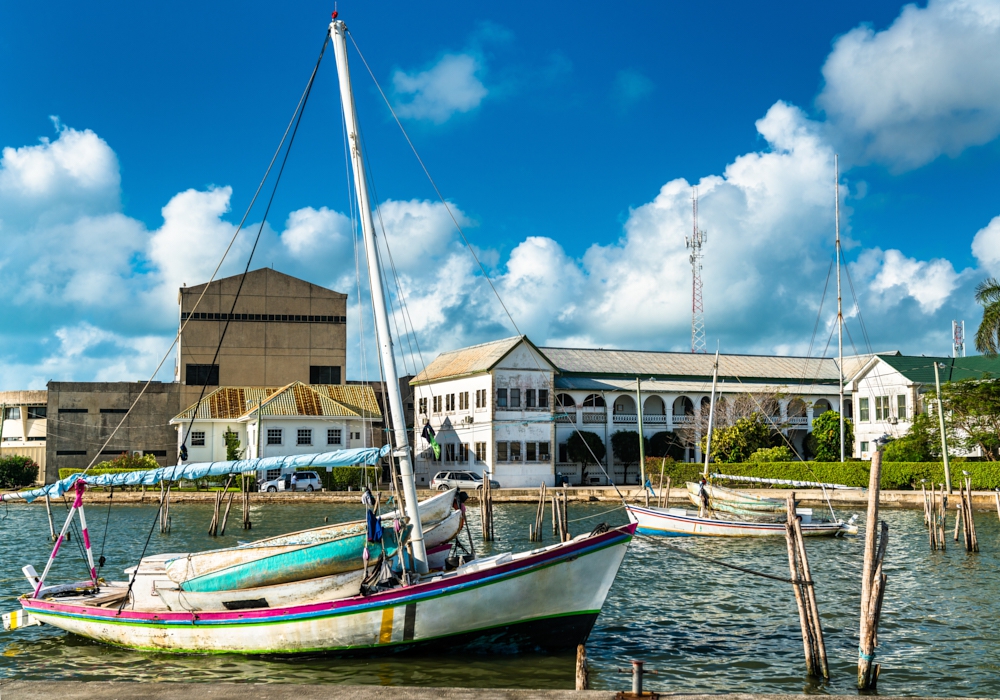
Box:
[644,414,668,424]
[582,411,607,424]
[612,413,637,424]
[787,416,809,425]
[673,415,696,425]
[555,412,575,423]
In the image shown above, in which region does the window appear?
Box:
[297,429,312,446]
[191,431,206,446]
[446,394,455,411]
[526,389,536,408]
[444,443,456,462]
[433,396,442,413]
[875,396,890,421]
[475,442,486,462]
[860,441,870,453]
[144,450,167,457]
[538,389,549,409]
[100,408,128,414]
[526,442,536,461]
[859,397,870,422]
[327,428,342,445]
[27,407,46,419]
[58,408,88,414]
[510,389,521,409]
[267,428,283,445]
[475,389,484,408]
[419,398,427,415]
[353,431,361,440]
[310,366,341,384]
[186,364,219,386]
[897,395,907,420]
[496,441,509,461]
[497,389,508,408]
[2,407,19,420]
[57,450,87,456]
[458,443,470,462]
[459,391,469,410]
[509,441,522,461]
[539,441,550,461]
[558,442,568,462]
[2,437,19,442]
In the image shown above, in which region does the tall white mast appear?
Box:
[835,155,845,463]
[703,346,720,478]
[330,18,428,573]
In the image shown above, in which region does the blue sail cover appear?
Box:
[0,446,390,503]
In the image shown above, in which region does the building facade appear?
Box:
[0,390,48,480]
[412,336,852,488]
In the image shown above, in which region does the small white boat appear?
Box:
[627,504,855,537]
[686,481,789,513]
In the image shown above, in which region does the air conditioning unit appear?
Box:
[889,418,898,425]
[463,416,474,424]
[132,450,142,457]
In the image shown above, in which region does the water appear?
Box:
[1,497,998,695]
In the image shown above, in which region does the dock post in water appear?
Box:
[858,450,888,690]
[575,644,589,690]
[44,494,56,541]
[784,493,816,677]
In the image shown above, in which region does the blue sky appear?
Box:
[2,0,1000,386]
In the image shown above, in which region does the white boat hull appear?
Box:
[627,505,850,537]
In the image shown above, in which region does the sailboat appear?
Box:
[626,350,857,537]
[2,16,634,654]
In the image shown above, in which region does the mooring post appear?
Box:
[858,449,885,690]
[44,493,56,541]
[631,660,644,696]
[575,644,589,691]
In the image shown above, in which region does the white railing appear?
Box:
[555,412,576,424]
[644,414,668,424]
[582,412,607,424]
[673,416,696,425]
[612,413,637,424]
[788,416,809,425]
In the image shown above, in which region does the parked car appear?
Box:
[259,471,322,493]
[430,470,500,491]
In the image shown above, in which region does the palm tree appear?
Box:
[975,277,1000,356]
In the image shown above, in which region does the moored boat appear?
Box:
[627,504,852,537]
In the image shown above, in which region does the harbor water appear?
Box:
[1,496,998,695]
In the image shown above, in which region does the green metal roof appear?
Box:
[878,355,1000,384]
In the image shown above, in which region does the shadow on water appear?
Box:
[1,496,999,695]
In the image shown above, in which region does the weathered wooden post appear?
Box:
[858,449,888,690]
[785,493,815,676]
[575,644,589,690]
[44,494,56,541]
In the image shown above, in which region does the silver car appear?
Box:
[259,471,322,492]
[430,470,500,491]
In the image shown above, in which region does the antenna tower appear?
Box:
[686,187,707,353]
[952,320,965,358]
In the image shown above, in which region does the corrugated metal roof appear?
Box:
[542,346,846,383]
[554,377,837,396]
[173,383,381,422]
[411,336,527,384]
[879,355,1000,384]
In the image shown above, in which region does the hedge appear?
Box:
[315,467,381,492]
[642,458,1000,490]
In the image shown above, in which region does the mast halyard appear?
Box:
[330,18,428,573]
[835,155,845,463]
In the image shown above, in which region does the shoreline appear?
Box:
[4,485,999,510]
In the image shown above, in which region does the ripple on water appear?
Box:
[1,500,999,695]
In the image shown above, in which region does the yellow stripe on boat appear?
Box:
[378,607,394,644]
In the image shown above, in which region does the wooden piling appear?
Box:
[663,476,671,508]
[784,493,815,677]
[921,482,929,525]
[219,488,235,536]
[551,493,557,536]
[964,477,979,552]
[532,483,547,541]
[44,494,56,541]
[858,450,886,690]
[938,484,947,550]
[562,488,569,540]
[575,644,589,691]
[928,484,937,550]
[656,461,665,508]
[792,505,829,678]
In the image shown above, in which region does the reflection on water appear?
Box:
[1,495,998,695]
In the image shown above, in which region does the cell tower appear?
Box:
[952,320,965,358]
[686,187,707,353]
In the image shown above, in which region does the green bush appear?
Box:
[748,446,795,463]
[811,411,854,461]
[58,466,159,481]
[94,452,160,471]
[316,467,381,491]
[641,457,1000,490]
[704,414,779,463]
[0,455,39,488]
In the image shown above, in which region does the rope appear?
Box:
[640,533,812,586]
[567,504,626,523]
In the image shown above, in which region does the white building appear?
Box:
[0,390,47,477]
[846,354,1000,459]
[171,381,382,465]
[412,336,858,488]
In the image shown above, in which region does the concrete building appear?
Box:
[44,382,182,483]
[0,390,48,479]
[411,336,858,488]
[177,268,348,409]
[847,354,1000,459]
[170,382,382,463]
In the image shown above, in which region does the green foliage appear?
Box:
[648,431,685,460]
[937,378,1000,460]
[704,413,778,463]
[882,412,938,462]
[642,457,1000,490]
[811,411,854,462]
[747,446,795,463]
[0,455,39,488]
[974,277,1000,357]
[611,430,647,466]
[223,426,243,461]
[93,452,160,471]
[58,466,152,481]
[566,431,606,465]
[316,467,380,491]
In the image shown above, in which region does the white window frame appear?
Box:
[297,428,313,446]
[267,428,283,445]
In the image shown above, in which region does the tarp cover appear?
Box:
[1,446,390,503]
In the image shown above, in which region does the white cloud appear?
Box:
[393,53,488,123]
[864,248,960,313]
[819,0,1000,170]
[613,69,654,107]
[971,215,1000,274]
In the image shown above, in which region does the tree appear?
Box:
[937,378,1000,460]
[747,445,795,463]
[882,412,938,462]
[611,430,648,484]
[811,410,853,462]
[648,431,685,461]
[975,277,1000,357]
[0,455,39,488]
[566,431,606,483]
[94,452,159,471]
[703,413,778,463]
[223,426,244,461]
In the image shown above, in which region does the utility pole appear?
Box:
[636,378,645,488]
[687,187,707,354]
[836,155,845,463]
[933,361,952,493]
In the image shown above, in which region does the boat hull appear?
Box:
[20,525,634,655]
[627,505,847,537]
